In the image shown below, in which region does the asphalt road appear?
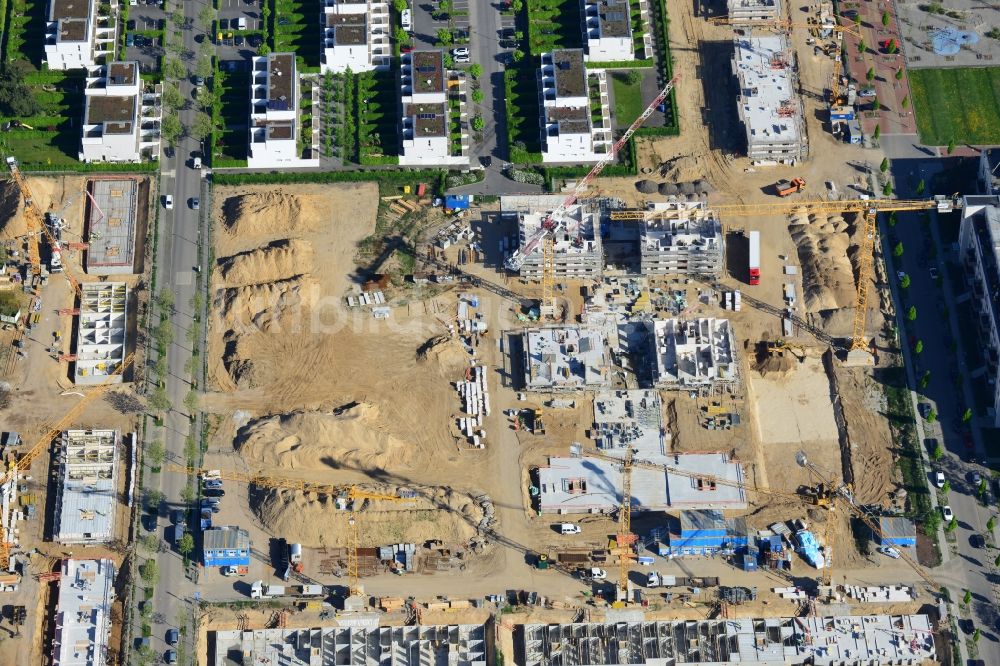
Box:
[135,0,211,661]
[883,156,1000,663]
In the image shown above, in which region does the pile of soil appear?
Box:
[0,181,23,240]
[236,404,415,471]
[252,485,486,548]
[218,239,312,287]
[416,335,470,376]
[789,211,858,313]
[220,190,322,236]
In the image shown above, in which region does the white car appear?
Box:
[646,571,660,588]
[401,8,412,30]
[163,194,173,210]
[588,567,607,580]
[941,505,954,522]
[934,471,945,488]
[452,47,470,57]
[558,523,581,535]
[929,266,940,280]
[972,472,982,486]
[877,546,901,559]
[454,54,471,64]
[896,271,906,281]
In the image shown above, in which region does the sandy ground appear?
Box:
[749,356,839,447]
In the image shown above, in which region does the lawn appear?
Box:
[527,0,582,54]
[273,0,322,70]
[0,71,84,167]
[213,71,250,165]
[355,70,398,164]
[909,67,1000,146]
[611,73,644,128]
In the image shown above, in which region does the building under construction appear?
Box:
[503,195,603,280]
[638,202,725,275]
[733,35,807,165]
[648,318,737,388]
[212,623,489,666]
[73,281,127,385]
[520,615,935,665]
[84,178,139,274]
[727,0,781,22]
[521,325,611,391]
[52,559,116,666]
[53,429,119,544]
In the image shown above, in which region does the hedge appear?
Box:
[212,158,249,168]
[586,59,655,70]
[359,155,399,166]
[652,0,679,132]
[15,161,160,173]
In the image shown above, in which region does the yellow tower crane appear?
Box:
[610,196,958,353]
[0,352,133,568]
[165,466,412,595]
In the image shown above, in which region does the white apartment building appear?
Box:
[727,0,781,22]
[399,50,469,166]
[582,0,635,61]
[45,0,115,70]
[958,195,1000,427]
[79,61,162,163]
[248,52,320,168]
[538,49,612,163]
[732,35,806,165]
[321,0,392,73]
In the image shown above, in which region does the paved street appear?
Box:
[882,156,1000,663]
[134,0,212,662]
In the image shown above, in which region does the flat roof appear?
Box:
[733,35,800,145]
[84,95,136,133]
[266,121,295,140]
[879,516,916,538]
[664,454,747,508]
[86,178,137,272]
[407,102,447,137]
[50,0,90,19]
[107,62,137,86]
[266,53,296,109]
[552,49,586,98]
[204,526,250,551]
[591,0,631,38]
[411,50,445,94]
[547,106,590,135]
[329,13,367,44]
[53,559,115,666]
[54,430,118,544]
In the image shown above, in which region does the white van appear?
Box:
[401,9,412,31]
[193,156,202,169]
[237,17,248,30]
[559,523,581,535]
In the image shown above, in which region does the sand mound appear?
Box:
[215,276,317,334]
[236,405,414,470]
[218,239,313,287]
[253,486,485,547]
[789,211,857,313]
[0,181,24,240]
[416,335,470,375]
[221,190,323,236]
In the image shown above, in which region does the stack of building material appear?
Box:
[456,365,490,447]
[794,530,826,569]
[844,585,914,603]
[773,586,808,600]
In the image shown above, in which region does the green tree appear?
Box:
[147,439,166,469]
[893,241,904,257]
[866,66,875,82]
[854,13,862,26]
[964,589,972,605]
[163,58,186,81]
[626,69,642,86]
[962,408,973,422]
[178,533,195,557]
[907,305,917,321]
[883,181,893,196]
[946,138,955,154]
[154,319,174,347]
[184,389,199,413]
[195,56,213,80]
[257,43,272,56]
[974,628,982,643]
[858,39,866,54]
[979,479,988,497]
[887,40,897,54]
[900,274,911,289]
[443,53,454,68]
[139,559,160,585]
[513,49,524,62]
[915,178,925,195]
[190,111,214,141]
[895,68,903,81]
[471,114,485,131]
[198,5,216,26]
[144,488,165,511]
[913,339,922,353]
[872,98,881,112]
[162,83,184,110]
[394,0,407,11]
[901,95,909,109]
[926,409,937,422]
[0,62,41,117]
[873,124,881,141]
[931,442,944,460]
[512,0,522,11]
[471,88,484,104]
[882,10,890,25]
[994,553,1000,567]
[156,288,175,312]
[941,479,951,494]
[469,63,483,79]
[148,386,172,413]
[947,517,958,532]
[161,113,182,146]
[920,370,931,389]
[888,211,898,227]
[395,26,410,45]
[436,28,454,45]
[880,157,889,172]
[988,516,996,531]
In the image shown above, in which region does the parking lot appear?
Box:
[124,0,168,74]
[411,0,471,50]
[216,0,264,60]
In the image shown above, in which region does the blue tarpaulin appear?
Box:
[445,195,471,210]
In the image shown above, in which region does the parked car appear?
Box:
[558,523,581,535]
[877,546,901,559]
[171,509,185,524]
[166,629,179,646]
[970,534,986,549]
[452,47,470,57]
[204,479,223,489]
[401,8,411,30]
[163,194,173,209]
[934,471,945,488]
[454,54,471,64]
[858,87,876,98]
[941,505,954,522]
[235,35,245,47]
[929,266,940,280]
[127,19,136,30]
[165,649,177,664]
[125,33,135,47]
[203,488,225,498]
[190,197,200,210]
[972,471,982,485]
[588,567,607,580]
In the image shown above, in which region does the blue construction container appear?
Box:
[203,526,251,568]
[877,517,917,548]
[829,105,855,121]
[664,510,748,556]
[742,553,758,572]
